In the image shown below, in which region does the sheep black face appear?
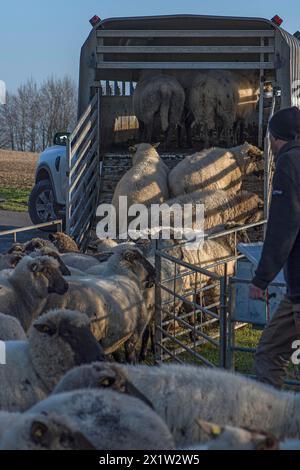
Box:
[28,311,105,391]
[123,248,156,288]
[0,414,96,450]
[33,311,105,366]
[28,256,69,296]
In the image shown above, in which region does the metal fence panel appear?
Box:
[66,90,101,250]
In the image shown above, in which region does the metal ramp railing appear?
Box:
[66,90,101,250]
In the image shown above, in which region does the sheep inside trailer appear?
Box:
[67,13,300,246]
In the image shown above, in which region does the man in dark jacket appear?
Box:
[249,106,300,389]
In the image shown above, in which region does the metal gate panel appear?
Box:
[66,90,101,250]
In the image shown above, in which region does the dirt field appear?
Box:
[0,149,38,211]
[0,149,38,189]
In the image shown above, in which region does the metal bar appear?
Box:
[156,326,215,367]
[155,241,163,364]
[70,139,97,178]
[157,251,221,279]
[69,94,98,140]
[97,30,275,38]
[258,39,265,148]
[97,45,274,54]
[70,110,98,157]
[97,61,275,70]
[0,220,63,237]
[220,263,228,368]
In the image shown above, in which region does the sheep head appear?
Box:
[54,362,154,410]
[29,310,105,390]
[129,143,161,166]
[0,413,96,450]
[24,256,69,297]
[31,248,71,276]
[122,247,156,288]
[231,142,264,176]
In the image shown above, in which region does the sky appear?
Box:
[0,0,300,92]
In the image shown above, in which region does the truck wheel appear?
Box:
[28,180,64,231]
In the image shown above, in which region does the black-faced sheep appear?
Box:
[43,247,156,363]
[0,309,105,412]
[2,389,175,450]
[0,256,69,331]
[58,363,300,446]
[0,413,96,450]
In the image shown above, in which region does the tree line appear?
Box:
[0,76,77,153]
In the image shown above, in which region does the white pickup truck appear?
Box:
[28,133,69,228]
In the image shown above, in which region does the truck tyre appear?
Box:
[28,180,64,232]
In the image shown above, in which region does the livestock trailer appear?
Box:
[66,13,300,247]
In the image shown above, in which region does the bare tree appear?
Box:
[0,76,77,152]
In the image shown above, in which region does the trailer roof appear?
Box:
[97,14,276,31]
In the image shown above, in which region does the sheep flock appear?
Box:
[0,136,291,452]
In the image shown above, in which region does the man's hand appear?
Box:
[249,284,265,300]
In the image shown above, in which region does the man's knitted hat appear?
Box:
[269,106,300,141]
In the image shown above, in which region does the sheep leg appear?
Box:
[140,326,150,361]
[125,336,138,364]
[145,121,154,143]
[138,120,145,142]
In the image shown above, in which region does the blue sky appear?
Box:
[0,0,300,91]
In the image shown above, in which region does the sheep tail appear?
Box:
[159,85,172,133]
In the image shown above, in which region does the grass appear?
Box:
[0,186,30,212]
[160,322,300,386]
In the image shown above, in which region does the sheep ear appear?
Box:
[31,421,49,445]
[196,419,223,438]
[30,261,40,273]
[129,145,137,154]
[123,250,137,263]
[11,254,23,267]
[153,142,160,149]
[73,431,97,450]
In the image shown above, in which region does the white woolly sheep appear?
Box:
[0,256,69,331]
[0,313,26,341]
[165,189,264,232]
[43,247,156,363]
[112,143,170,235]
[55,362,300,446]
[168,143,263,198]
[133,74,185,146]
[0,309,104,412]
[3,389,175,450]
